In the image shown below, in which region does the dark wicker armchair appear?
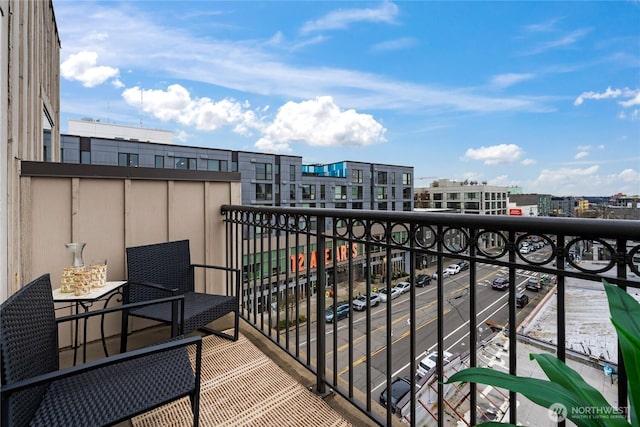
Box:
[122,240,239,352]
[0,274,202,426]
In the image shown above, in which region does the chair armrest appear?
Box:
[55,294,186,325]
[0,335,202,397]
[128,280,180,295]
[191,264,241,297]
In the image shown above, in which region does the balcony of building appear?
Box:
[10,161,640,426]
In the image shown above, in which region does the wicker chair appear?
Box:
[0,274,202,426]
[122,239,239,352]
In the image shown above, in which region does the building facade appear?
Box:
[1,0,61,299]
[61,120,415,211]
[415,179,509,215]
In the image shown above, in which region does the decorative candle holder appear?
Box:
[90,261,107,288]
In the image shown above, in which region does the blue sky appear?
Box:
[54,1,639,197]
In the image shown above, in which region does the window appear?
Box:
[255,163,272,180]
[175,157,196,169]
[433,193,443,201]
[155,156,164,168]
[290,165,296,181]
[335,202,347,209]
[402,172,412,185]
[119,153,139,167]
[208,159,228,171]
[80,151,91,164]
[403,187,411,199]
[42,110,53,162]
[465,192,478,200]
[320,185,326,200]
[352,169,363,183]
[351,186,363,199]
[302,184,316,200]
[290,184,296,200]
[447,193,460,200]
[352,202,363,210]
[376,187,387,200]
[377,171,388,185]
[378,202,388,210]
[256,183,273,201]
[391,172,396,185]
[335,185,347,199]
[391,187,396,198]
[403,201,412,211]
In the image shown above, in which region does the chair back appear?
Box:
[126,240,195,303]
[1,274,59,425]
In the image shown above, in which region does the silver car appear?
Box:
[352,292,381,311]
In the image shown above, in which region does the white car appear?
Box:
[394,281,411,294]
[378,287,402,302]
[432,270,450,280]
[444,264,461,275]
[351,293,381,311]
[417,350,453,378]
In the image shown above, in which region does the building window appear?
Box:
[352,202,363,210]
[302,184,316,200]
[377,171,388,185]
[256,183,273,201]
[403,187,411,199]
[80,151,91,164]
[447,193,460,200]
[320,185,326,200]
[155,156,164,168]
[403,201,412,211]
[351,186,363,199]
[433,193,443,201]
[378,202,388,210]
[42,109,53,162]
[335,202,347,209]
[256,162,273,180]
[175,157,196,169]
[391,172,396,185]
[208,159,228,171]
[352,169,363,184]
[402,172,412,185]
[290,165,296,181]
[119,153,139,167]
[376,187,387,200]
[335,185,347,199]
[290,184,296,200]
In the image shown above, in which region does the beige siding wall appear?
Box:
[19,166,241,344]
[1,0,60,300]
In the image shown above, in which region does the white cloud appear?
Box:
[526,28,591,55]
[574,87,640,107]
[619,168,639,183]
[537,165,599,186]
[491,73,535,89]
[121,84,260,132]
[371,37,418,52]
[575,151,589,159]
[521,158,536,165]
[255,96,386,152]
[61,51,119,87]
[300,2,398,34]
[464,144,524,165]
[619,91,640,107]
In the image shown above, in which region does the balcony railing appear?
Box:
[221,205,640,426]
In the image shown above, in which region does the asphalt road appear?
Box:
[304,251,555,400]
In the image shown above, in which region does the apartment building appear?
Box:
[61,119,414,211]
[415,179,509,215]
[2,0,61,297]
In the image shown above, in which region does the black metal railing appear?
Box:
[221,205,640,426]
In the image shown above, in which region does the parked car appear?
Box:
[519,246,531,254]
[378,287,402,302]
[325,302,350,323]
[491,277,509,291]
[379,377,413,414]
[457,260,470,271]
[432,270,450,280]
[352,293,381,311]
[415,274,432,287]
[394,281,411,294]
[444,264,461,275]
[526,278,542,292]
[417,350,453,378]
[516,292,529,308]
